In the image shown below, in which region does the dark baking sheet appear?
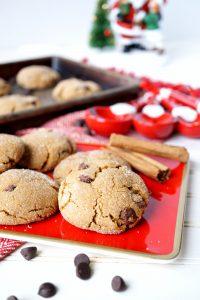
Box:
[0,56,139,132]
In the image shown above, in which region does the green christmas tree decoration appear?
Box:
[89,0,115,49]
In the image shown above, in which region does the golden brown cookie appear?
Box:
[0,134,25,174]
[0,78,11,96]
[0,169,58,225]
[53,149,130,184]
[16,65,60,89]
[58,151,149,234]
[20,128,76,172]
[52,78,101,102]
[0,94,40,116]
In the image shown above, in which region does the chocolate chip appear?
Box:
[79,175,93,183]
[4,185,16,192]
[7,296,18,300]
[78,163,89,170]
[120,208,137,225]
[20,246,37,261]
[74,253,90,266]
[38,282,57,298]
[83,85,91,92]
[73,118,86,127]
[76,262,91,280]
[111,276,126,292]
[136,200,146,208]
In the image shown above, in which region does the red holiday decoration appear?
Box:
[104,29,112,37]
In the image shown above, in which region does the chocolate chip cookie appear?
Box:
[0,78,11,96]
[58,151,149,234]
[20,128,76,172]
[16,65,60,89]
[53,149,130,184]
[0,134,25,174]
[52,78,101,102]
[0,94,40,115]
[0,169,58,225]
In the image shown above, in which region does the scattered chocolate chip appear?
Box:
[78,163,89,170]
[74,253,90,266]
[111,276,126,292]
[73,118,86,127]
[4,185,16,192]
[38,282,57,298]
[79,175,93,183]
[20,246,37,261]
[120,208,137,225]
[7,296,18,300]
[76,262,91,280]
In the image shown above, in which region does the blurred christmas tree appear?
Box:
[89,0,115,48]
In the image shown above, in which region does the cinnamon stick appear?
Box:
[109,134,189,163]
[108,146,171,183]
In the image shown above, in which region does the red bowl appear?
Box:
[177,115,200,138]
[85,106,132,136]
[133,112,176,139]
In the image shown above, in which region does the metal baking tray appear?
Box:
[0,56,139,132]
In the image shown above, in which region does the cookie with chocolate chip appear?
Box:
[52,78,101,102]
[20,128,76,172]
[0,169,58,225]
[16,65,60,89]
[0,94,41,116]
[58,150,149,234]
[53,149,130,184]
[0,134,25,174]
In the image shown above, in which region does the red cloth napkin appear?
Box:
[0,238,24,260]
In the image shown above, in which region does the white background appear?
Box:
[0,0,200,47]
[0,0,200,86]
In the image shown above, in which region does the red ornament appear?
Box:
[104,29,112,37]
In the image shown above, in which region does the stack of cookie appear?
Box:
[0,129,149,234]
[0,129,76,225]
[0,65,101,116]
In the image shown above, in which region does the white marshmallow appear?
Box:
[142,104,165,118]
[172,106,198,122]
[156,88,171,102]
[110,103,136,115]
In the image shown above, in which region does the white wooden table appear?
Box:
[0,44,200,299]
